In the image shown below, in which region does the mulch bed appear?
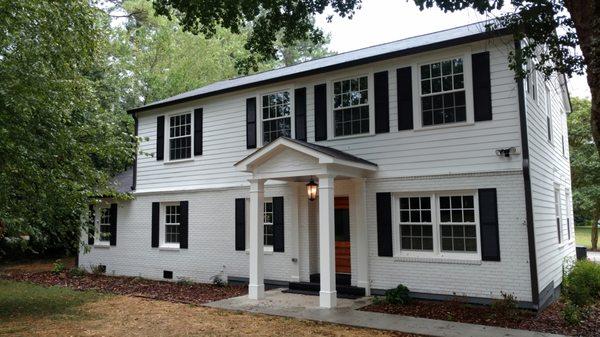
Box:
[1,270,247,306]
[362,299,600,337]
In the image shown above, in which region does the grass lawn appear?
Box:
[0,280,415,337]
[576,226,593,249]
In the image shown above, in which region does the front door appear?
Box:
[334,197,351,274]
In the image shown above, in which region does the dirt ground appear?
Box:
[1,295,415,337]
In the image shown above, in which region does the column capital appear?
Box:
[317,174,335,189]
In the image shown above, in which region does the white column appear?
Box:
[318,174,336,308]
[248,179,265,300]
[290,182,301,283]
[353,178,370,296]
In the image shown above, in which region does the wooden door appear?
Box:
[334,197,351,274]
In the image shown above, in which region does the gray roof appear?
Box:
[284,137,377,167]
[111,167,134,194]
[129,19,507,113]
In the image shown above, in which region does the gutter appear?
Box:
[514,39,540,307]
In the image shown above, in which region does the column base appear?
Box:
[248,284,265,300]
[357,281,371,296]
[319,290,337,308]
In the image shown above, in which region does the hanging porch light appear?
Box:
[306,178,318,201]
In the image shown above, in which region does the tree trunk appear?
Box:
[563,1,600,156]
[592,220,598,251]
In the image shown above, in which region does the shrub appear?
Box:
[562,300,582,326]
[90,264,106,275]
[385,284,411,305]
[491,292,519,320]
[562,259,600,307]
[68,267,86,277]
[176,278,195,286]
[51,260,65,274]
[210,274,226,287]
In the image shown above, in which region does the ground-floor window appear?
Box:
[165,204,180,244]
[263,201,273,247]
[98,206,111,242]
[394,191,479,258]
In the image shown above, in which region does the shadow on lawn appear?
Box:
[0,279,104,320]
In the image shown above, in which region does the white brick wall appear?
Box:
[81,171,533,302]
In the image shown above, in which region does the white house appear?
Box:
[80,21,575,310]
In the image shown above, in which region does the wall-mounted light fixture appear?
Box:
[306,178,318,201]
[495,147,519,158]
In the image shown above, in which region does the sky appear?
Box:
[314,0,590,99]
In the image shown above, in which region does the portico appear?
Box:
[235,137,377,308]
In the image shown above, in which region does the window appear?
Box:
[565,190,571,241]
[263,201,273,246]
[554,187,562,244]
[169,113,192,160]
[420,58,466,126]
[333,76,369,136]
[439,195,477,252]
[262,91,291,144]
[546,87,553,143]
[98,207,111,242]
[165,205,180,244]
[398,197,433,251]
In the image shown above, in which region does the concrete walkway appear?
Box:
[206,289,566,337]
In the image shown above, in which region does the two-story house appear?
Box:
[79,20,575,310]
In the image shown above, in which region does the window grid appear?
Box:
[333,76,369,136]
[420,58,466,126]
[439,195,477,252]
[263,202,273,247]
[398,197,433,251]
[169,113,192,160]
[165,205,180,244]
[262,92,291,144]
[99,207,111,242]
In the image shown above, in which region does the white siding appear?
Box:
[524,71,576,294]
[135,37,522,193]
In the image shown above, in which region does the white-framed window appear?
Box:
[98,206,111,243]
[530,62,537,101]
[554,186,562,244]
[168,112,192,160]
[164,204,181,245]
[398,196,433,251]
[546,86,553,143]
[439,195,477,252]
[419,58,466,126]
[261,91,291,144]
[333,76,370,137]
[393,191,480,260]
[263,201,274,247]
[565,189,572,241]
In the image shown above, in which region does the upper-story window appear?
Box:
[420,58,466,126]
[545,86,553,143]
[333,76,369,136]
[262,91,291,144]
[169,113,192,160]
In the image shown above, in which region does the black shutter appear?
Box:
[314,83,327,141]
[273,196,284,252]
[396,67,413,130]
[151,202,160,248]
[156,116,165,160]
[472,52,492,121]
[376,192,393,257]
[294,88,307,141]
[479,188,500,261]
[194,108,203,156]
[180,201,189,249]
[374,71,390,133]
[88,204,95,245]
[235,198,246,251]
[246,98,257,149]
[109,203,117,246]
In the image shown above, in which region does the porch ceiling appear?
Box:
[234,137,377,180]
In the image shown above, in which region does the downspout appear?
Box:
[514,40,540,307]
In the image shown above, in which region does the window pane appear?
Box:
[442,238,453,250]
[421,210,431,222]
[464,210,475,222]
[421,65,430,79]
[440,210,451,222]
